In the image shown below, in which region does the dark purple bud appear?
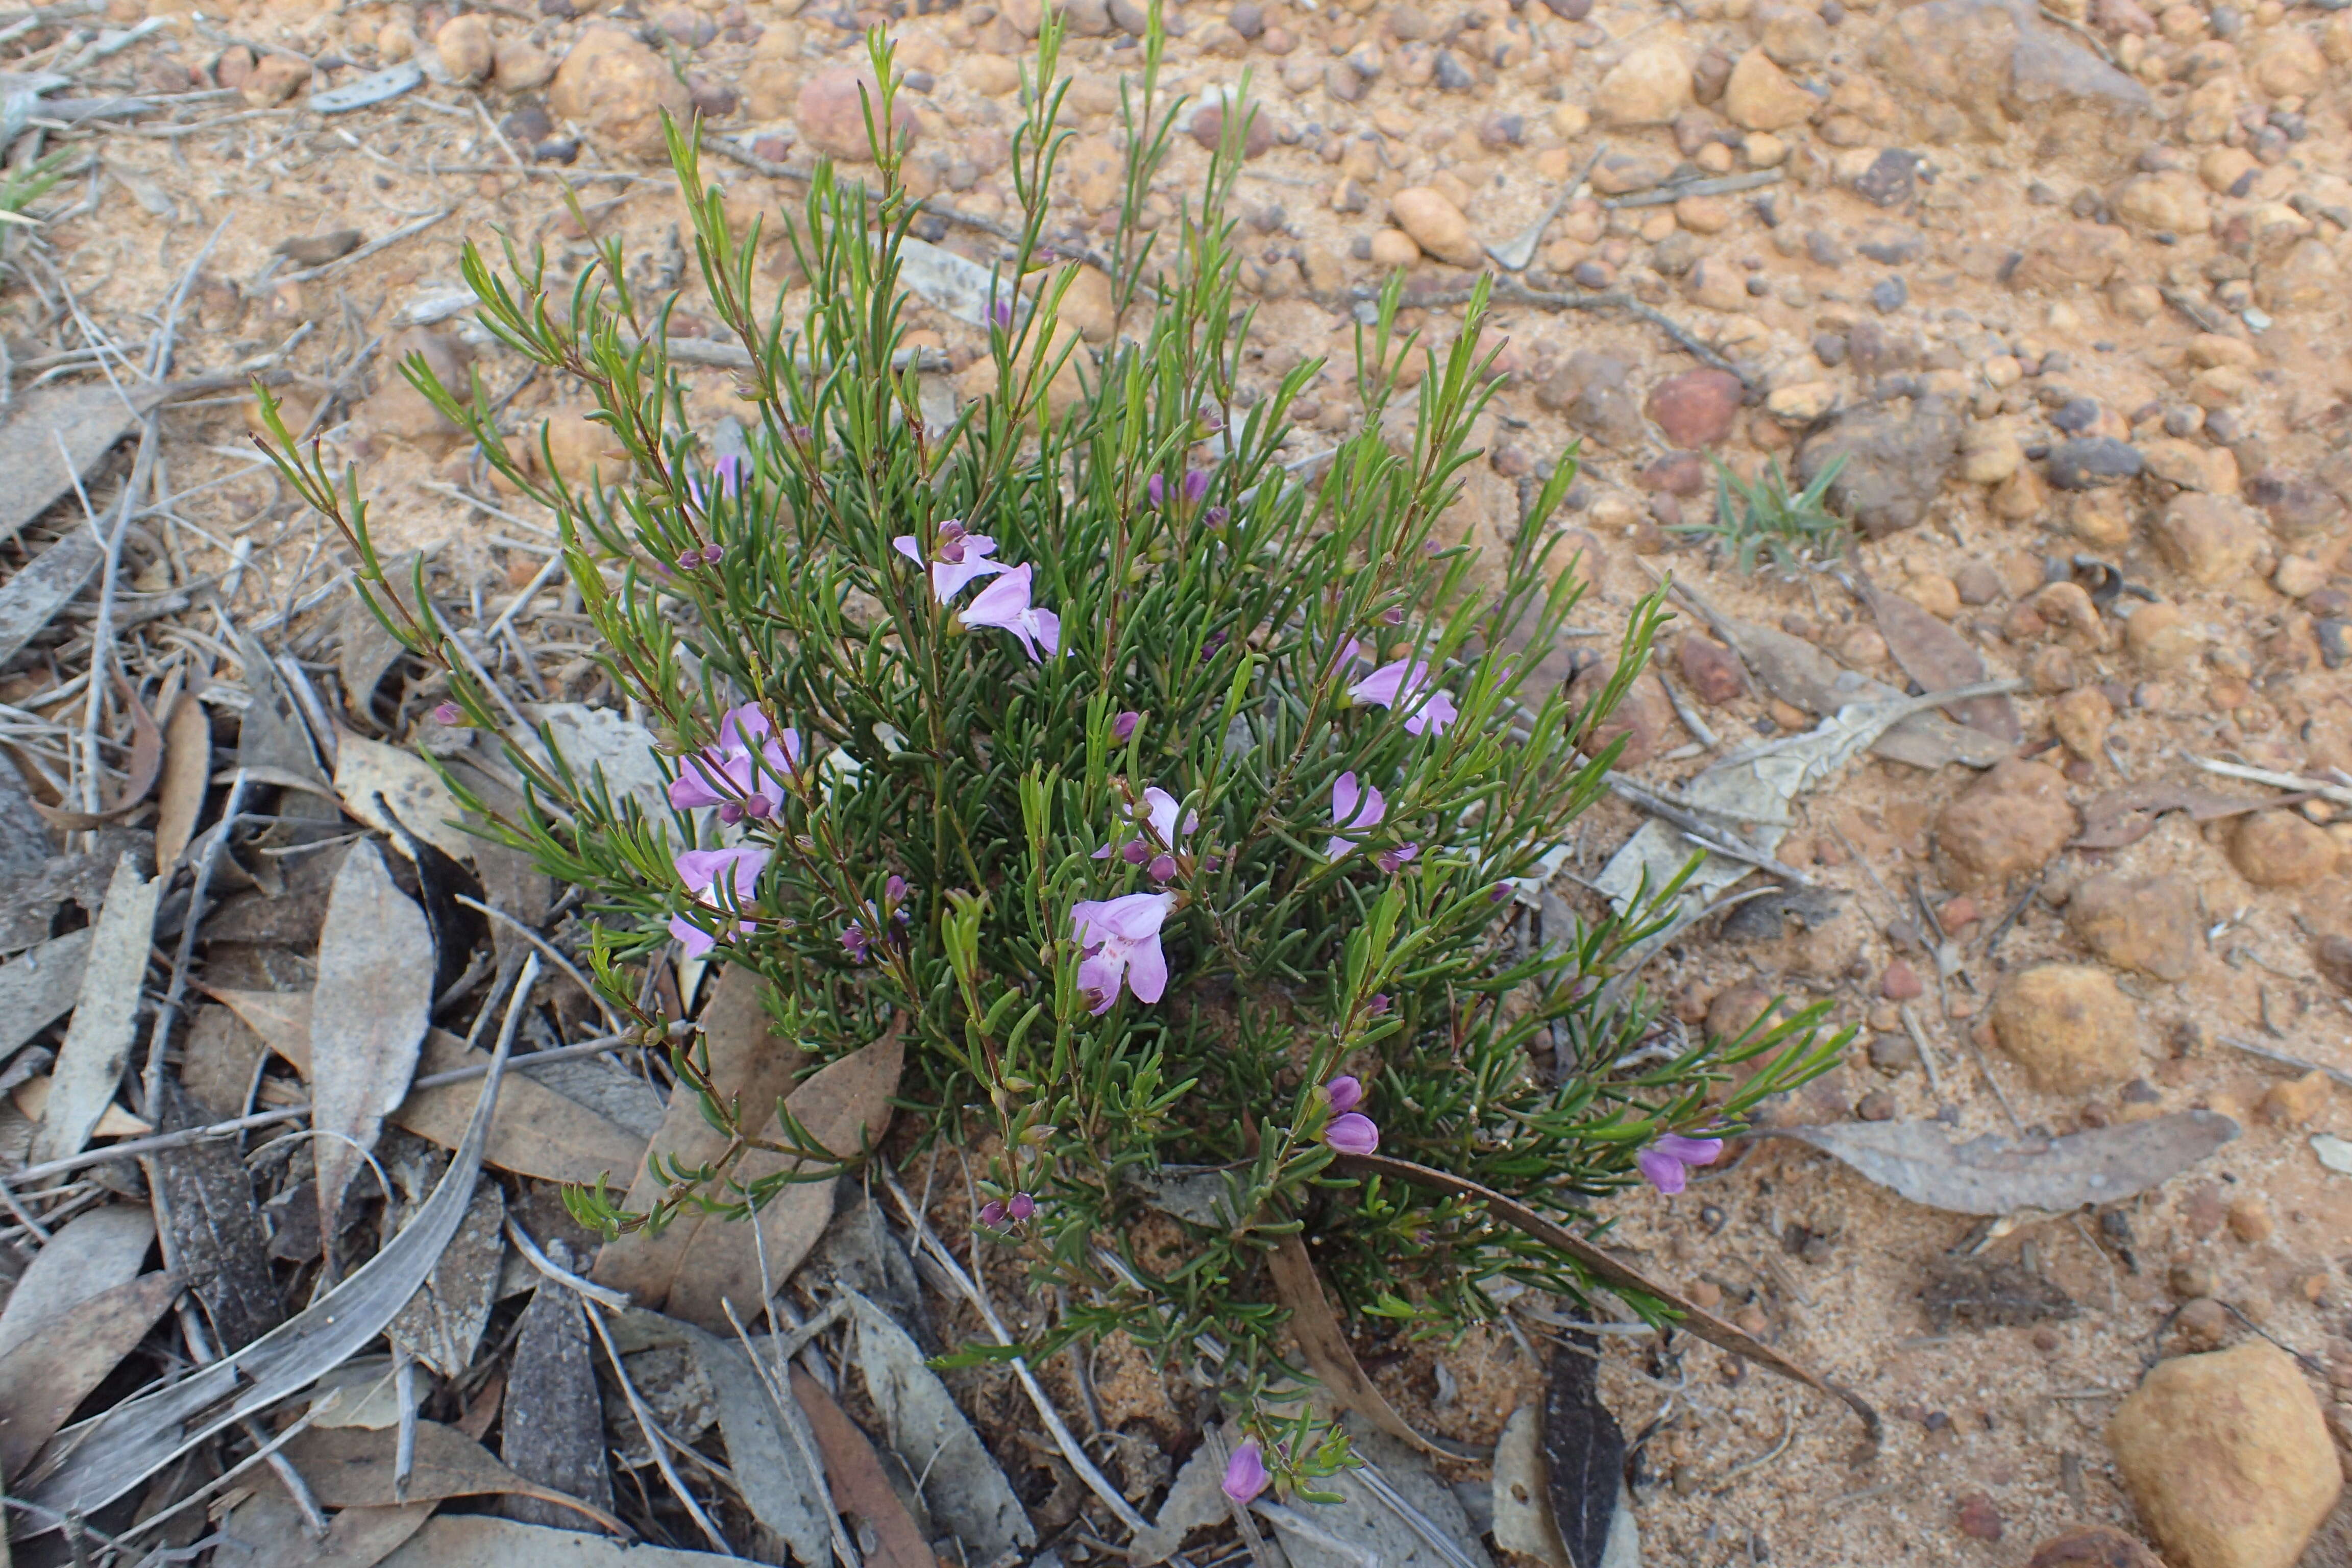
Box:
[1366,993,1391,1015]
[1148,853,1178,882]
[741,795,773,820]
[432,701,462,725]
[1183,468,1210,507]
[1146,473,1165,509]
[702,543,726,565]
[1112,710,1141,743]
[676,549,701,572]
[1122,838,1150,865]
[1008,1192,1036,1221]
[1489,883,1512,904]
[719,801,745,825]
[978,1198,1009,1227]
[1205,506,1230,528]
[1200,631,1227,664]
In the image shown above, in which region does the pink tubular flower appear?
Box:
[432,700,462,725]
[961,563,1062,664]
[1348,657,1460,737]
[1636,1133,1725,1196]
[1222,1441,1269,1505]
[669,844,770,958]
[1070,891,1175,1014]
[1112,710,1142,744]
[1375,843,1420,875]
[1325,772,1385,860]
[1325,1112,1380,1155]
[892,521,1011,604]
[668,704,802,821]
[1325,1075,1363,1114]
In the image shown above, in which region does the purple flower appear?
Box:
[669,844,770,958]
[892,521,1012,604]
[668,703,802,820]
[1200,631,1227,663]
[1183,468,1211,507]
[1325,1075,1363,1114]
[1097,787,1196,863]
[978,1198,1008,1227]
[1205,505,1230,528]
[1366,994,1391,1016]
[989,296,1015,332]
[1348,658,1460,737]
[1222,1440,1269,1505]
[1112,710,1141,743]
[1148,853,1178,883]
[961,563,1062,664]
[1375,843,1420,874]
[676,548,701,573]
[1636,1133,1725,1196]
[1325,1112,1380,1155]
[432,700,462,725]
[1325,772,1385,860]
[1071,891,1176,1014]
[842,923,873,963]
[1488,883,1512,904]
[1146,473,1166,509]
[1008,1191,1036,1221]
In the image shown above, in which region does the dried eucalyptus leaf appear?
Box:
[897,235,1017,329]
[520,702,674,821]
[0,1205,155,1357]
[387,1182,505,1379]
[1262,1425,1491,1568]
[1775,1112,2239,1216]
[1491,1406,1565,1568]
[679,1325,830,1565]
[1541,1345,1624,1568]
[1130,1438,1229,1566]
[849,1291,1036,1560]
[311,842,435,1227]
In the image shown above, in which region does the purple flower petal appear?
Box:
[1222,1441,1269,1504]
[1324,1113,1380,1155]
[978,1199,1008,1227]
[1636,1146,1688,1195]
[1654,1134,1724,1167]
[669,913,717,958]
[1325,1075,1363,1114]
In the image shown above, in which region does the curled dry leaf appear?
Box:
[676,1322,829,1565]
[156,685,212,869]
[0,929,90,1061]
[32,677,165,829]
[215,1484,435,1568]
[2073,784,2300,850]
[850,1291,1037,1560]
[311,840,436,1229]
[27,853,161,1166]
[0,1205,155,1358]
[790,1363,941,1568]
[377,1515,737,1568]
[1330,1151,1882,1459]
[1771,1112,2240,1216]
[216,989,646,1186]
[1130,1435,1231,1566]
[1266,1233,1486,1460]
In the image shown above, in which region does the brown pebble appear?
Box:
[2023,1526,2167,1568]
[2032,1328,2060,1353]
[1676,634,1746,704]
[2175,1296,2231,1350]
[1955,1492,2004,1542]
[2259,1069,2330,1127]
[1880,959,1924,1001]
[1732,1303,1770,1336]
[2225,1193,2272,1244]
[2180,1184,2226,1238]
[2168,1256,2218,1300]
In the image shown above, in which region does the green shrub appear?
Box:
[259,12,1833,1498]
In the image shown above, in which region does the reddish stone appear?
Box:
[1676,633,1745,705]
[2024,1526,2165,1568]
[1939,896,1980,930]
[1636,450,1709,496]
[1955,1493,2004,1542]
[1645,368,1744,447]
[1189,101,1275,158]
[1880,960,1924,1001]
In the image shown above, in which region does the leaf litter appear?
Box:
[1769,1111,2240,1216]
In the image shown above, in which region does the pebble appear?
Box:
[2316,933,2352,994]
[2047,436,2144,489]
[434,13,494,85]
[1723,47,1818,131]
[1672,634,1744,704]
[2260,1070,2330,1126]
[240,52,306,106]
[1868,1033,1918,1075]
[1936,757,2077,891]
[494,37,556,89]
[2124,603,2203,672]
[1955,1493,2004,1543]
[1796,398,1964,539]
[551,27,693,160]
[2051,685,2112,761]
[2049,397,2101,433]
[2152,495,2265,586]
[1880,959,1924,1001]
[1992,963,2146,1092]
[1645,368,1744,448]
[2225,1194,2271,1244]
[1190,101,1273,158]
[2228,809,2338,887]
[1857,1088,1897,1120]
[2175,1296,2233,1350]
[2065,873,2199,982]
[1853,148,1919,207]
[2107,1342,2342,1568]
[2025,1527,2167,1568]
[1388,186,1480,266]
[1594,40,1693,126]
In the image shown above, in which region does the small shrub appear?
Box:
[259,16,1833,1498]
[1675,452,1851,577]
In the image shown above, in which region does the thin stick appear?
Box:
[722,1299,865,1568]
[1897,1002,1947,1105]
[277,207,454,286]
[2183,752,2352,808]
[877,1164,1152,1533]
[455,895,621,1031]
[2217,1035,2352,1090]
[504,1213,633,1310]
[584,1297,738,1556]
[138,775,255,1117]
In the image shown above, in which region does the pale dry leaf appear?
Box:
[791,1364,937,1568]
[310,1356,421,1430]
[10,1073,150,1137]
[0,929,89,1060]
[1728,618,2007,770]
[1130,1436,1231,1565]
[23,994,517,1523]
[0,383,136,548]
[665,1021,903,1330]
[155,690,211,870]
[27,853,161,1165]
[0,1205,155,1358]
[338,551,424,722]
[335,731,475,862]
[1261,1425,1491,1568]
[2312,1134,2352,1175]
[0,1271,181,1478]
[678,1323,830,1564]
[311,841,436,1227]
[850,1291,1036,1560]
[387,1181,505,1378]
[591,965,809,1310]
[280,1420,622,1530]
[898,235,1017,328]
[214,990,647,1186]
[377,1515,737,1568]
[214,1483,435,1568]
[1490,1406,1564,1568]
[1773,1112,2240,1215]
